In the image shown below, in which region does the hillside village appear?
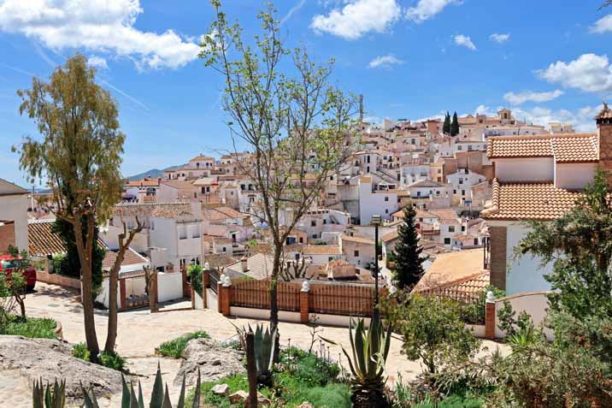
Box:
[1,1,611,406]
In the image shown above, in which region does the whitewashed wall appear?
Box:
[157,272,183,303]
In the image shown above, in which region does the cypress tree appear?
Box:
[391,204,427,290]
[442,112,451,134]
[451,112,460,136]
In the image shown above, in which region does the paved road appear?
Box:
[1,282,508,406]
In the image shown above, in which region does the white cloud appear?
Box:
[474,104,496,116]
[0,0,200,70]
[368,54,404,69]
[453,34,476,50]
[590,14,612,34]
[489,33,510,43]
[538,53,612,94]
[88,56,108,70]
[311,0,401,40]
[405,0,460,23]
[512,105,602,132]
[503,89,564,105]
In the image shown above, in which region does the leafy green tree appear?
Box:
[393,295,479,380]
[391,205,427,290]
[442,112,451,134]
[201,0,355,352]
[52,218,105,293]
[518,169,611,319]
[450,112,459,136]
[14,55,133,361]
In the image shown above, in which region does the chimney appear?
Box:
[597,102,612,188]
[240,256,249,273]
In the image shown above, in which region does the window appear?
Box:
[354,250,359,257]
[448,226,455,233]
[311,220,317,227]
[384,196,389,202]
[385,209,389,214]
[444,238,451,245]
[474,238,479,246]
[457,145,462,151]
[329,257,334,262]
[462,190,466,196]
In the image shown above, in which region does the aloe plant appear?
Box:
[33,378,66,408]
[323,315,392,407]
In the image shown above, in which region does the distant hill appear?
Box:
[127,164,183,181]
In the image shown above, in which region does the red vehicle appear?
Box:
[0,254,36,291]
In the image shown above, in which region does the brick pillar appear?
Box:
[488,226,507,291]
[220,283,231,317]
[485,293,497,339]
[299,290,310,324]
[217,282,223,314]
[119,278,127,311]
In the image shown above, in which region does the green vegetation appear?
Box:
[158,331,210,359]
[33,364,201,408]
[99,350,126,372]
[187,264,203,295]
[391,204,427,290]
[460,286,505,325]
[191,346,349,407]
[1,316,57,339]
[72,342,90,361]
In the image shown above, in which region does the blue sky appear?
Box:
[0,0,611,187]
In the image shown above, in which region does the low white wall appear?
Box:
[227,306,371,328]
[495,291,553,340]
[95,279,115,308]
[193,290,204,310]
[310,313,371,328]
[157,272,183,303]
[465,324,486,338]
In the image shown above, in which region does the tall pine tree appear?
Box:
[450,112,459,136]
[442,112,451,134]
[391,204,427,290]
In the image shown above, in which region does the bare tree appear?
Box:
[201,0,356,352]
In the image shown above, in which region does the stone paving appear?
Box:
[0,283,510,406]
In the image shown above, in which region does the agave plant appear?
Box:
[121,363,201,408]
[323,315,392,407]
[33,378,66,408]
[251,324,277,387]
[34,363,201,408]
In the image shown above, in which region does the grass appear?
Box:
[1,316,56,339]
[187,346,350,408]
[158,331,210,358]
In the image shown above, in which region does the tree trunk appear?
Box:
[104,254,124,353]
[269,244,282,362]
[74,215,100,362]
[246,331,258,408]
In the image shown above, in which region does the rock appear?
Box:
[211,383,229,396]
[229,390,248,404]
[0,336,123,402]
[174,337,245,386]
[258,393,271,406]
[297,403,314,408]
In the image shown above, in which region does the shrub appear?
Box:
[460,286,504,325]
[72,342,91,361]
[99,350,126,371]
[279,347,341,387]
[187,264,203,295]
[1,316,56,339]
[158,331,210,358]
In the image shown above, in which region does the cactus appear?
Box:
[322,315,391,407]
[32,378,66,408]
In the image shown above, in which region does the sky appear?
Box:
[0,0,611,187]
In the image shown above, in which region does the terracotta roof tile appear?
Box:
[551,134,599,162]
[303,245,342,255]
[102,248,148,270]
[487,133,598,162]
[28,221,106,256]
[482,179,582,220]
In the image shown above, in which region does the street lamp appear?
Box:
[371,214,382,320]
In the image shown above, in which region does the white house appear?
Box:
[482,106,611,295]
[358,176,400,224]
[446,169,487,206]
[0,178,29,253]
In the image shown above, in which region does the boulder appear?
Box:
[228,390,248,404]
[0,336,123,401]
[211,383,229,396]
[174,337,245,386]
[298,403,314,408]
